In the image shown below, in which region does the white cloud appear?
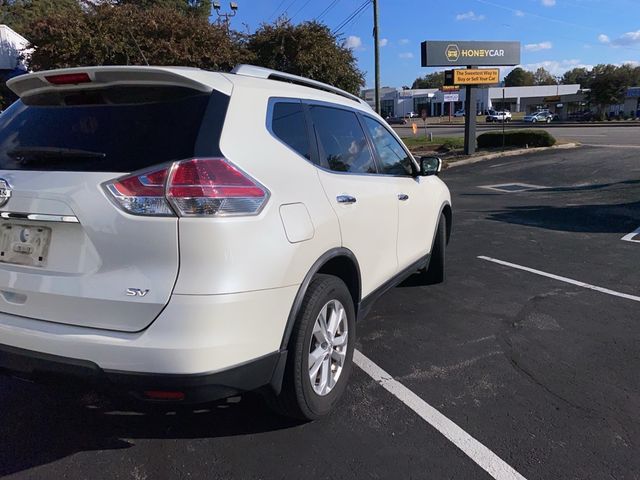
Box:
[344,35,363,50]
[514,10,525,17]
[379,38,388,47]
[399,52,414,59]
[524,41,553,51]
[455,11,486,21]
[622,60,640,67]
[612,30,640,46]
[398,38,410,45]
[515,59,593,76]
[598,30,640,47]
[541,0,556,6]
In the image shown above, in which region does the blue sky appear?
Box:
[227,0,639,88]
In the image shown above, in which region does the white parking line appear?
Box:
[622,226,640,243]
[354,350,528,480]
[478,256,640,303]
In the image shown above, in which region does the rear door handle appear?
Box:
[397,193,409,201]
[336,195,357,204]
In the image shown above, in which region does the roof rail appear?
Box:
[231,64,369,108]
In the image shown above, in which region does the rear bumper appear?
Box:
[0,286,298,399]
[0,343,283,403]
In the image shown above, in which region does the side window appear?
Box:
[308,105,376,174]
[362,116,414,176]
[271,101,311,160]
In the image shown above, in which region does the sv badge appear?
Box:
[126,288,150,297]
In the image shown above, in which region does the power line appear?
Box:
[281,0,299,17]
[315,0,340,22]
[333,0,370,33]
[268,0,287,21]
[332,0,371,35]
[290,0,314,20]
[345,2,369,31]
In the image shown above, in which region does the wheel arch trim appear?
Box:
[269,248,361,394]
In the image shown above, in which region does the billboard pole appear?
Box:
[463,66,477,155]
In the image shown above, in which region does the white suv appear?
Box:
[0,65,451,419]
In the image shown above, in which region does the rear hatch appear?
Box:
[0,67,226,332]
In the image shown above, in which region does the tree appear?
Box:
[26,3,252,71]
[589,64,633,112]
[248,19,364,95]
[0,0,81,34]
[533,67,557,86]
[504,67,534,87]
[411,71,444,89]
[561,67,593,88]
[112,0,212,20]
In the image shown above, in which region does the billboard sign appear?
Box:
[454,68,499,85]
[421,41,520,67]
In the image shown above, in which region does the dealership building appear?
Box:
[361,84,586,119]
[0,25,28,77]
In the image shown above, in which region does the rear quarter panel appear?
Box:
[173,80,342,295]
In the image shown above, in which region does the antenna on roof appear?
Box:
[127,27,149,66]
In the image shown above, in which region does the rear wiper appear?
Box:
[8,147,107,159]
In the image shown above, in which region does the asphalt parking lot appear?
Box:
[2,143,640,479]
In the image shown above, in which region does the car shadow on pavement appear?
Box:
[486,200,640,234]
[0,378,301,476]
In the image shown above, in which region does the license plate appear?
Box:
[0,224,52,267]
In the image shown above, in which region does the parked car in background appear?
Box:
[0,64,452,420]
[524,111,554,123]
[453,109,465,117]
[385,116,408,125]
[486,110,512,122]
[405,111,418,118]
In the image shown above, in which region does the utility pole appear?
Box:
[373,0,380,114]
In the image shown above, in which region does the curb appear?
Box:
[443,143,579,169]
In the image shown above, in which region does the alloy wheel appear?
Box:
[308,299,349,396]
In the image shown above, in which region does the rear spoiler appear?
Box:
[7,66,232,98]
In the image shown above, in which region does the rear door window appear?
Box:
[0,86,214,172]
[270,101,311,161]
[308,104,376,174]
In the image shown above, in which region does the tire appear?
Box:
[267,274,356,420]
[417,215,447,285]
[531,118,537,124]
[546,117,551,124]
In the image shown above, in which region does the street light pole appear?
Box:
[213,2,238,34]
[373,0,380,114]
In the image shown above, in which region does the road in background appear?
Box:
[393,124,640,147]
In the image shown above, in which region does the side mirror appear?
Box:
[420,156,442,176]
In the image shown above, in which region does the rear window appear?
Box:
[0,86,212,172]
[270,101,311,161]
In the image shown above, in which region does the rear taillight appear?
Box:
[104,158,268,217]
[105,165,173,216]
[167,158,267,216]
